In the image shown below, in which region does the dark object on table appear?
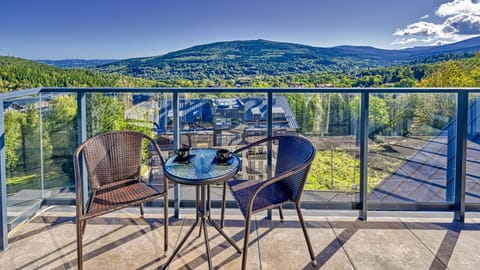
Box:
[176,147,190,161]
[212,156,234,165]
[173,154,195,164]
[216,148,231,163]
[73,131,169,270]
[221,135,317,270]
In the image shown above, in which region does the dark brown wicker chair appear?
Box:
[221,135,317,270]
[73,131,168,270]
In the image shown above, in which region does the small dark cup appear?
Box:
[176,147,190,161]
[216,149,231,163]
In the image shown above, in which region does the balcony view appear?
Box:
[2,0,480,269]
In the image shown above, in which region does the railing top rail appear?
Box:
[4,87,480,99]
[0,88,41,100]
[37,87,480,94]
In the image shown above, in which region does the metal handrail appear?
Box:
[0,86,477,250]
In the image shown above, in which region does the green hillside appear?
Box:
[93,38,480,81]
[94,39,392,81]
[0,56,159,92]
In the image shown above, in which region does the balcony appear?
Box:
[1,207,480,269]
[1,87,480,268]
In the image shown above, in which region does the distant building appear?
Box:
[154,95,299,148]
[156,96,299,140]
[3,97,50,113]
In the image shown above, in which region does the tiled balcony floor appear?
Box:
[1,206,480,270]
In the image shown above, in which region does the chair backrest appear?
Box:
[274,136,315,201]
[75,131,147,190]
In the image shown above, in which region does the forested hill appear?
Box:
[0,56,159,92]
[93,38,480,81]
[36,59,117,69]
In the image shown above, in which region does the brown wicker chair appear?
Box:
[221,135,317,270]
[73,131,168,270]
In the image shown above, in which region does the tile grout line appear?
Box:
[166,217,185,267]
[326,217,357,270]
[399,218,450,270]
[255,216,263,270]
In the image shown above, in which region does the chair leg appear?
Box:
[278,205,284,221]
[76,217,84,270]
[163,195,169,255]
[220,183,227,228]
[81,220,88,235]
[198,218,203,238]
[295,202,317,266]
[241,213,252,270]
[140,203,145,218]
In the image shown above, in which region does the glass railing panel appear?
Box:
[277,92,361,203]
[4,93,43,227]
[38,92,174,200]
[86,92,173,182]
[178,92,268,200]
[466,93,480,204]
[38,92,77,200]
[367,93,457,205]
[178,92,267,150]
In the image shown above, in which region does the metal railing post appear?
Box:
[359,92,369,220]
[39,93,45,198]
[76,92,88,205]
[454,91,468,222]
[267,92,273,220]
[173,93,181,218]
[0,99,8,250]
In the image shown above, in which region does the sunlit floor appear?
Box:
[1,206,480,269]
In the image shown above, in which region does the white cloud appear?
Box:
[393,21,448,37]
[391,38,420,45]
[445,13,480,34]
[391,37,434,46]
[392,0,480,47]
[421,14,430,19]
[436,0,480,17]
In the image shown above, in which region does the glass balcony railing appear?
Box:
[0,87,478,250]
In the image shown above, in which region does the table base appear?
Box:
[162,185,241,269]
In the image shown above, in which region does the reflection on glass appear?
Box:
[367,93,456,204]
[278,93,361,203]
[466,94,480,204]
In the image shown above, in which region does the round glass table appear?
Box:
[162,148,241,269]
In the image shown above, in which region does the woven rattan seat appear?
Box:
[73,131,168,270]
[221,135,317,270]
[227,179,292,216]
[83,179,165,219]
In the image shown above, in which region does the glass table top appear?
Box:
[163,148,240,185]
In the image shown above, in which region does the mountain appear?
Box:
[0,56,158,92]
[93,37,480,80]
[36,59,117,68]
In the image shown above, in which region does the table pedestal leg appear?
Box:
[162,186,200,269]
[162,185,240,270]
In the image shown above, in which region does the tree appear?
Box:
[44,95,78,177]
[88,94,128,135]
[349,95,390,135]
[419,60,473,87]
[5,111,23,171]
[20,105,52,172]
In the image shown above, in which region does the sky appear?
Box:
[1,0,480,59]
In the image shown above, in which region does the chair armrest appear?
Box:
[73,144,86,218]
[233,136,280,154]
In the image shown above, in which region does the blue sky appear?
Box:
[1,0,480,59]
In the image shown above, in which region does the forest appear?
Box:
[2,54,480,193]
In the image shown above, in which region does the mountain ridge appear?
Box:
[34,37,480,80]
